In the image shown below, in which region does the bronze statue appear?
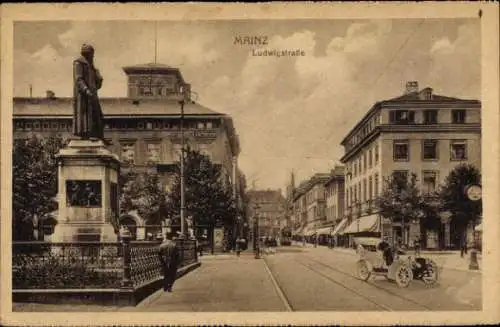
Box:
[73,44,104,140]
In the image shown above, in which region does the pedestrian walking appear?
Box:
[235,237,242,257]
[158,232,181,293]
[414,237,421,257]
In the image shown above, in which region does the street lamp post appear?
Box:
[179,86,187,239]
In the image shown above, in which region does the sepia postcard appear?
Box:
[1,2,499,326]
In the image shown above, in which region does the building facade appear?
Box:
[246,189,286,240]
[339,81,481,249]
[324,166,345,230]
[13,62,243,239]
[291,173,331,238]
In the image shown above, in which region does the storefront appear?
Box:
[331,218,349,247]
[342,214,381,247]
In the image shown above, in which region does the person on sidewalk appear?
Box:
[235,237,242,257]
[414,237,421,257]
[158,232,181,293]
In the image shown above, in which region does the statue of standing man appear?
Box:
[73,44,104,140]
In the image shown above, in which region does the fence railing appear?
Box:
[12,239,198,290]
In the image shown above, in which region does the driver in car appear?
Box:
[377,237,393,267]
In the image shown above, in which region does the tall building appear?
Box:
[246,189,286,239]
[339,81,481,249]
[13,62,243,239]
[284,171,296,230]
[323,166,345,232]
[291,173,331,237]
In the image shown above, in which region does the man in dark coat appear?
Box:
[73,43,104,140]
[158,233,181,292]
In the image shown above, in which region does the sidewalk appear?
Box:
[310,245,482,272]
[129,254,288,311]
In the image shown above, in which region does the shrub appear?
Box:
[13,254,122,289]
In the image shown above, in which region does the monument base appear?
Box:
[53,139,121,245]
[49,222,118,243]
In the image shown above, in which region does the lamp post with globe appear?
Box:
[464,184,482,270]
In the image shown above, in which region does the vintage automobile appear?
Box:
[354,237,439,288]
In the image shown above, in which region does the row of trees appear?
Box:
[374,164,482,248]
[12,135,241,243]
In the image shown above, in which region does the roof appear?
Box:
[247,189,285,203]
[385,88,480,103]
[324,166,345,186]
[13,97,225,118]
[293,173,331,200]
[340,88,481,145]
[124,63,174,70]
[122,63,186,83]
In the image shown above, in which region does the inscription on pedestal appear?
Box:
[66,180,102,207]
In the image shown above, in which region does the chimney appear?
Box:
[29,84,33,98]
[404,81,419,94]
[46,90,56,99]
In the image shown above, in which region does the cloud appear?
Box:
[427,22,480,98]
[14,20,480,191]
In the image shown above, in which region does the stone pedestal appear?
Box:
[51,139,120,243]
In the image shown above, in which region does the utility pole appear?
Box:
[179,86,186,238]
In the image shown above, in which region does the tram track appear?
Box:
[295,256,433,311]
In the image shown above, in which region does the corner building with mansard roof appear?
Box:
[339,81,481,250]
[13,63,243,240]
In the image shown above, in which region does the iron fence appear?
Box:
[12,239,198,290]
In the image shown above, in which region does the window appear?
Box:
[358,182,362,202]
[368,149,373,168]
[146,122,153,130]
[423,140,438,160]
[363,153,367,172]
[121,143,136,164]
[390,110,415,124]
[424,110,438,124]
[363,179,367,202]
[369,177,373,200]
[353,185,357,202]
[197,122,205,129]
[354,162,357,177]
[422,171,438,195]
[172,144,183,160]
[392,170,408,183]
[146,143,161,164]
[450,140,467,160]
[43,122,50,130]
[374,145,379,164]
[452,110,466,124]
[206,121,213,129]
[374,174,379,197]
[393,140,409,161]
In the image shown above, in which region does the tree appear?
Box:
[374,173,432,244]
[12,135,65,240]
[166,147,237,244]
[437,164,482,248]
[119,170,168,227]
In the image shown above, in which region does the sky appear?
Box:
[13,19,480,192]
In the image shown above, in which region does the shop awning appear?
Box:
[316,227,333,236]
[475,223,482,232]
[304,227,315,236]
[293,226,303,235]
[342,214,380,234]
[332,219,348,236]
